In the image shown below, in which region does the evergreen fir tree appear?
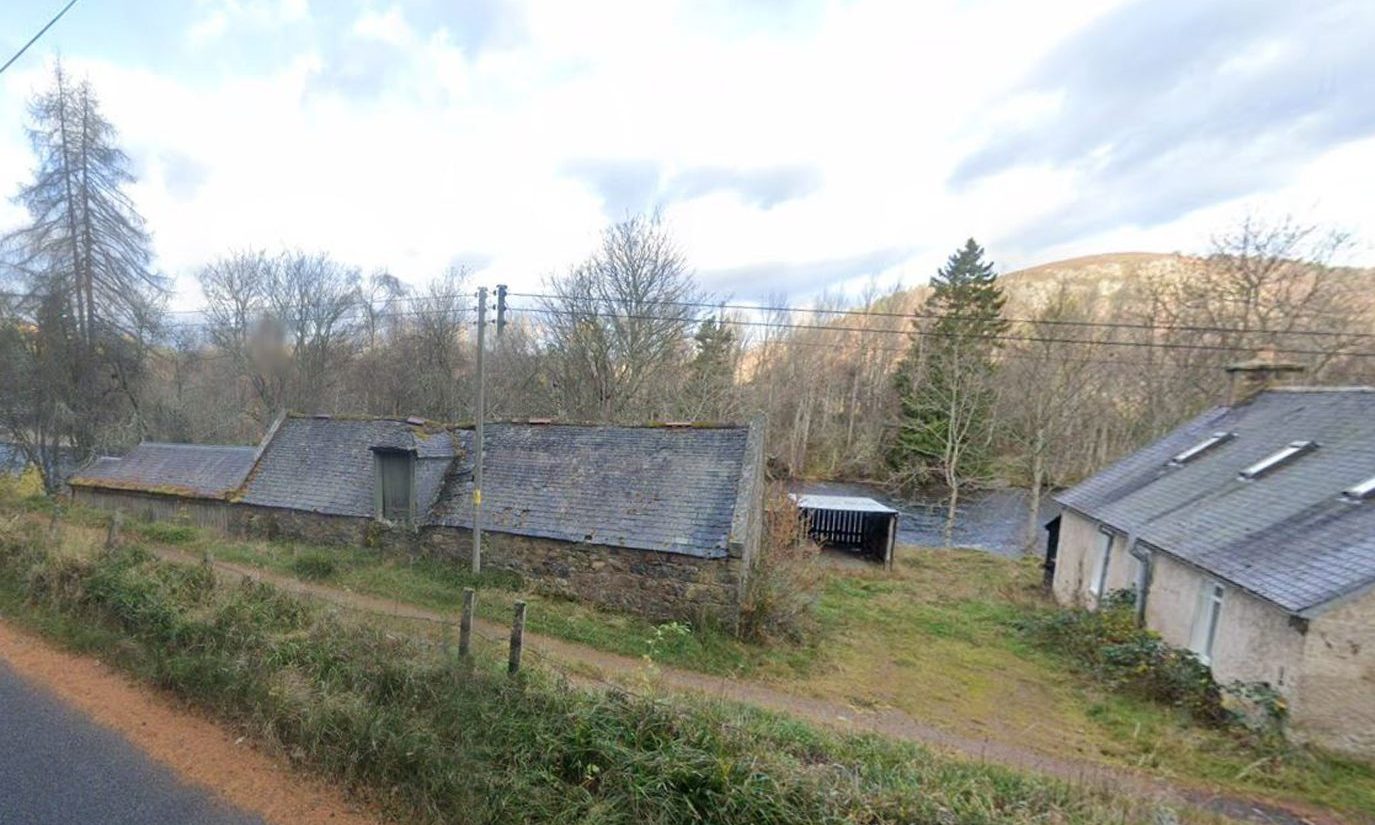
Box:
[889,239,1008,496]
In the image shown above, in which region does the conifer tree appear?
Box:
[889,238,1007,542]
[0,64,164,488]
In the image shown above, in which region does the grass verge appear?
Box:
[0,519,1180,825]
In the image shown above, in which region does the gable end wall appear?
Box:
[1295,589,1375,756]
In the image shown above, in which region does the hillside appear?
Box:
[865,251,1203,320]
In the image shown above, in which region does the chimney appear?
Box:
[1224,348,1305,404]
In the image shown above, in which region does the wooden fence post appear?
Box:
[508,600,527,676]
[459,588,476,659]
[104,511,123,549]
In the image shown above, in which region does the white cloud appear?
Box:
[0,0,1370,312]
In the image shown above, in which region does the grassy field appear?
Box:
[5,489,1373,819]
[0,510,1192,825]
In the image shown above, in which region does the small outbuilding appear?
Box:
[69,442,258,530]
[791,494,897,568]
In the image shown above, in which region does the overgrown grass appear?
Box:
[0,522,1178,825]
[804,550,1375,819]
[206,536,808,678]
[11,500,1373,818]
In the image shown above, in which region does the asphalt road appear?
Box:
[0,660,265,825]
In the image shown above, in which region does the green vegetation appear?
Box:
[889,238,1008,490]
[0,521,1174,825]
[5,499,1372,818]
[1020,590,1231,726]
[805,552,1375,818]
[205,536,806,678]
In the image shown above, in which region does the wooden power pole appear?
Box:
[473,286,487,574]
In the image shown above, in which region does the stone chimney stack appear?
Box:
[1224,348,1306,405]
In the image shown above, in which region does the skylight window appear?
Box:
[1169,432,1235,466]
[1342,475,1375,502]
[1238,441,1317,481]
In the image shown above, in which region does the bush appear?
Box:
[739,484,822,643]
[289,550,339,581]
[136,521,197,545]
[1021,590,1230,726]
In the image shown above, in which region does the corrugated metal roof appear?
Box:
[69,443,257,500]
[791,494,897,514]
[1056,387,1375,614]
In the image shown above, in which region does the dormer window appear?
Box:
[1239,441,1317,481]
[1342,475,1375,502]
[372,448,415,523]
[1169,432,1235,466]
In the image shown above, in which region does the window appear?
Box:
[1239,440,1316,480]
[1088,530,1113,601]
[1169,431,1235,466]
[374,450,414,523]
[1190,582,1225,664]
[1342,474,1375,502]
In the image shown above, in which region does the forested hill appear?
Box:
[752,241,1375,498]
[868,252,1196,318]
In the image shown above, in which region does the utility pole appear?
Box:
[472,286,487,574]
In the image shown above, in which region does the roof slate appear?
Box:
[69,443,257,499]
[1056,388,1375,614]
[237,417,457,518]
[429,423,749,558]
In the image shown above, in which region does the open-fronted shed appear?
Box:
[792,494,898,568]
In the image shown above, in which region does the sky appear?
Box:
[1,0,1373,310]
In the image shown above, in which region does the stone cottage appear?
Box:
[68,442,259,530]
[1049,386,1375,757]
[75,414,765,625]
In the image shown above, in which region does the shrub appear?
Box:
[289,550,339,581]
[739,484,822,643]
[1020,590,1230,726]
[137,521,197,545]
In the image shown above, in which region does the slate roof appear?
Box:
[237,416,457,518]
[1056,388,1375,615]
[429,423,750,558]
[69,443,257,500]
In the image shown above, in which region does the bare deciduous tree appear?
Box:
[540,215,702,421]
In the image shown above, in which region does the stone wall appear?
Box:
[229,506,743,625]
[1294,588,1375,756]
[229,504,415,555]
[72,487,233,532]
[421,527,743,627]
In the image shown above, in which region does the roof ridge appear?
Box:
[138,442,257,450]
[1263,386,1375,394]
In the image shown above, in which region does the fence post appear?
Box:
[104,511,123,549]
[47,502,62,545]
[459,588,476,659]
[508,600,527,676]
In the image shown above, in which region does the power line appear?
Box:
[512,305,1375,360]
[0,0,80,76]
[14,280,1374,343]
[506,290,1375,343]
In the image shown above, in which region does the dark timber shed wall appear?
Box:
[71,487,233,532]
